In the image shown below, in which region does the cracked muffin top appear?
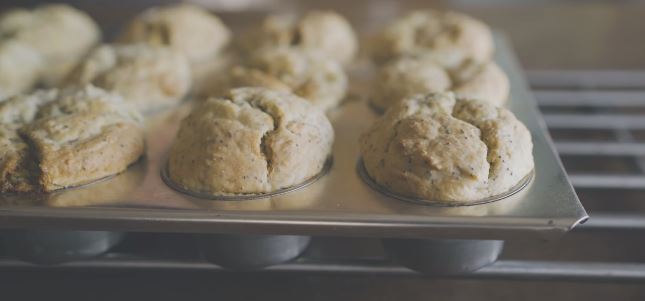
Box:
[0,4,100,61]
[168,87,334,195]
[0,86,144,193]
[372,56,509,110]
[239,10,357,65]
[121,4,230,64]
[66,43,192,112]
[226,47,348,111]
[360,92,533,203]
[0,4,100,87]
[371,10,493,71]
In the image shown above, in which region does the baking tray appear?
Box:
[0,34,588,241]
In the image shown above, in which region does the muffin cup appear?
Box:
[357,158,533,207]
[161,158,332,201]
[1,230,124,265]
[382,238,504,275]
[199,234,311,270]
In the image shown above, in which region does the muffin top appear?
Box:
[168,87,334,196]
[0,86,144,193]
[371,10,493,71]
[0,4,100,60]
[227,47,348,111]
[239,10,357,65]
[360,92,533,203]
[66,43,192,112]
[372,55,509,110]
[0,40,43,100]
[121,4,231,64]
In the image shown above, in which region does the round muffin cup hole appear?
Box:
[1,230,124,265]
[198,234,311,270]
[161,158,333,201]
[357,158,534,207]
[382,238,504,275]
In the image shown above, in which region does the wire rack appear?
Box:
[2,70,644,282]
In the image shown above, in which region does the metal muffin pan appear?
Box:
[0,230,123,265]
[0,34,587,244]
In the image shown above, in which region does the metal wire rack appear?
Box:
[2,70,644,282]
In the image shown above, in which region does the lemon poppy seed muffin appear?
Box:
[360,92,533,204]
[168,87,334,196]
[240,10,357,65]
[66,44,192,112]
[371,10,493,71]
[0,86,145,193]
[371,56,509,110]
[227,47,348,111]
[0,4,101,86]
[121,4,231,64]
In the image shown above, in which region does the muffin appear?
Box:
[121,4,231,64]
[0,86,145,193]
[372,56,509,110]
[66,44,192,112]
[226,47,348,111]
[371,10,493,71]
[0,4,101,86]
[360,92,533,204]
[0,40,42,99]
[239,10,357,65]
[168,87,334,196]
[452,61,509,105]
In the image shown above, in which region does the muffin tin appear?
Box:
[0,34,586,239]
[0,33,587,272]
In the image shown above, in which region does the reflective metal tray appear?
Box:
[0,34,588,240]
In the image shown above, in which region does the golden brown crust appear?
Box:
[0,126,39,192]
[360,92,533,203]
[0,86,145,193]
[168,87,334,195]
[24,119,144,191]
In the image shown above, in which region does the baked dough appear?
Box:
[240,10,357,65]
[360,92,533,203]
[453,62,509,106]
[371,10,493,71]
[66,44,192,112]
[168,87,334,195]
[0,86,145,193]
[372,56,451,111]
[227,47,348,111]
[372,56,509,110]
[0,4,101,86]
[121,4,231,64]
[0,40,42,99]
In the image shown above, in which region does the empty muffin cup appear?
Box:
[2,229,124,265]
[383,238,504,275]
[199,234,311,270]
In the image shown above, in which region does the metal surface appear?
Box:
[0,35,587,240]
[2,255,645,282]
